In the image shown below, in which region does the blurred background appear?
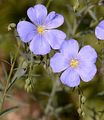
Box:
[0,0,104,120]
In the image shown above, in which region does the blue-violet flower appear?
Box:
[50,40,97,87]
[17,4,66,55]
[95,20,104,40]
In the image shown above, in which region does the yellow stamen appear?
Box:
[70,59,79,68]
[37,26,44,34]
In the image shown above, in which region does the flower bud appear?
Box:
[77,108,82,114]
[81,96,86,104]
[8,23,16,31]
[82,112,85,117]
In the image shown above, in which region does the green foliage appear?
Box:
[0,0,104,120]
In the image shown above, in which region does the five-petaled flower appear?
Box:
[95,20,104,40]
[17,4,66,55]
[50,40,97,87]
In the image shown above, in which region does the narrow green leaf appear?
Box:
[73,0,79,12]
[88,9,97,21]
[0,106,19,117]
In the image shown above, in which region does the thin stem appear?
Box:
[36,0,43,4]
[46,0,53,8]
[0,43,20,112]
[28,52,33,77]
[44,77,58,114]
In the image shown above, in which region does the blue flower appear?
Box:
[17,4,66,55]
[95,20,104,40]
[50,40,97,87]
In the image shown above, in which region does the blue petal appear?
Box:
[44,30,66,49]
[76,62,97,82]
[50,53,69,73]
[45,11,64,29]
[95,20,104,40]
[78,45,97,63]
[27,4,47,25]
[29,35,51,55]
[60,68,80,87]
[60,40,79,59]
[17,21,36,43]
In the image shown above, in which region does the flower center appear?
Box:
[37,26,45,34]
[70,59,79,68]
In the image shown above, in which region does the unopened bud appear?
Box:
[81,96,86,103]
[82,112,85,117]
[77,108,81,114]
[8,23,16,31]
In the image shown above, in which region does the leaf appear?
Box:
[1,63,8,80]
[55,104,73,113]
[14,68,27,79]
[0,106,19,117]
[97,91,104,96]
[88,9,97,21]
[7,68,26,91]
[73,0,79,12]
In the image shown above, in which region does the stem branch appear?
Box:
[0,43,20,111]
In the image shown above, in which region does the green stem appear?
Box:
[0,44,20,112]
[29,52,33,77]
[36,0,43,4]
[44,77,58,114]
[46,0,53,8]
